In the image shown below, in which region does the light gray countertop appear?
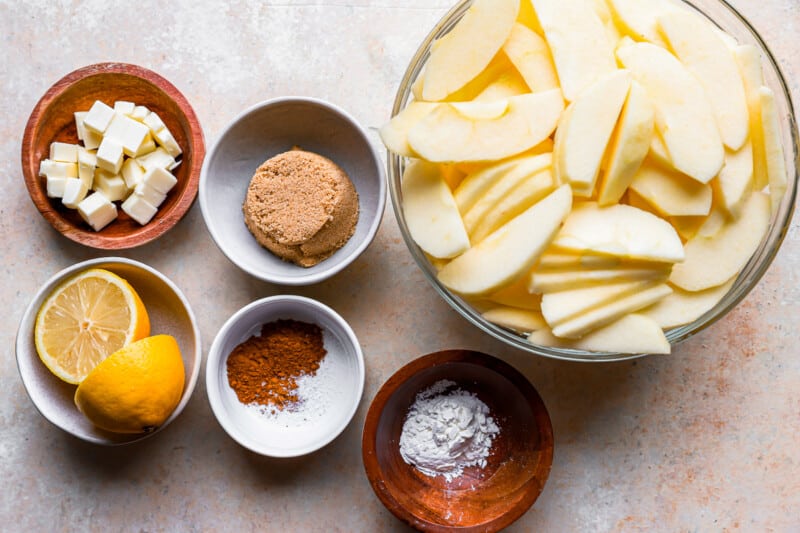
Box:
[2,1,799,530]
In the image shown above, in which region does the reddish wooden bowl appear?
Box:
[21,63,204,249]
[362,350,554,532]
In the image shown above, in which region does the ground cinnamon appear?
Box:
[226,319,327,410]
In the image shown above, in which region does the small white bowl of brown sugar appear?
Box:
[199,97,386,285]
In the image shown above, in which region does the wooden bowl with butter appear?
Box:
[21,62,204,249]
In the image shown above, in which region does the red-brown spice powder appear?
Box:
[226,319,327,410]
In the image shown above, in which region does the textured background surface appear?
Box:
[1,0,798,531]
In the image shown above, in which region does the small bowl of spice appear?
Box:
[199,96,386,285]
[362,350,554,532]
[206,295,365,457]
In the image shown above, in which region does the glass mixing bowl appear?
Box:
[387,0,798,362]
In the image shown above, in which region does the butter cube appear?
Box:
[74,112,88,141]
[121,194,157,225]
[39,159,77,178]
[83,100,115,134]
[137,147,175,173]
[143,111,166,134]
[142,166,177,194]
[135,133,157,157]
[130,105,150,122]
[62,178,89,208]
[114,101,135,115]
[154,127,182,157]
[93,169,128,202]
[121,158,145,189]
[105,113,150,157]
[133,181,167,207]
[50,142,78,163]
[46,176,68,198]
[77,147,96,188]
[96,137,124,174]
[78,192,117,231]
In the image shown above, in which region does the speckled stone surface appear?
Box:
[1,1,798,531]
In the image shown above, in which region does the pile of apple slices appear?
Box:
[381,0,789,355]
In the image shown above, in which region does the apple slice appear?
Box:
[482,306,547,333]
[443,53,517,102]
[422,0,519,101]
[473,69,531,102]
[542,279,658,327]
[641,279,735,329]
[530,0,617,101]
[551,282,672,338]
[759,87,788,214]
[380,102,438,157]
[529,313,670,354]
[658,11,750,151]
[605,0,678,46]
[408,90,564,163]
[438,185,572,296]
[470,167,556,243]
[597,80,655,205]
[502,23,560,93]
[629,160,713,217]
[554,69,632,197]
[553,202,685,263]
[670,191,770,291]
[733,45,768,189]
[401,159,470,259]
[617,42,724,184]
[462,153,552,235]
[537,251,622,270]
[714,143,753,217]
[487,277,543,310]
[529,266,671,293]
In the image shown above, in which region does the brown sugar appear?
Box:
[242,148,359,267]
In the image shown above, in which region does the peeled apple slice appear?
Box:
[733,45,768,189]
[541,279,658,327]
[529,266,671,293]
[502,23,560,93]
[529,313,670,354]
[422,0,519,101]
[759,87,789,214]
[482,307,547,333]
[641,279,735,329]
[407,90,564,163]
[670,191,770,292]
[401,159,470,259]
[438,184,572,296]
[629,160,713,217]
[553,202,685,263]
[487,278,542,310]
[714,143,754,217]
[379,102,437,157]
[606,0,679,46]
[473,70,530,102]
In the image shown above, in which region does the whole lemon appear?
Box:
[75,335,185,434]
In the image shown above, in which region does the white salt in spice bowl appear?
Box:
[206,295,365,457]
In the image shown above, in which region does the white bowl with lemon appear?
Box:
[16,257,201,445]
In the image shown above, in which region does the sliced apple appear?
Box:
[649,132,672,168]
[657,11,750,151]
[408,90,564,163]
[554,70,632,197]
[553,202,685,263]
[641,279,735,329]
[438,185,572,296]
[670,191,770,291]
[714,143,753,217]
[530,0,617,101]
[759,87,788,214]
[598,80,655,205]
[629,160,713,217]
[733,45,768,189]
[487,277,543,310]
[617,42,724,184]
[470,167,556,243]
[379,102,438,157]
[537,251,622,270]
[605,0,682,46]
[401,159,470,259]
[462,153,552,235]
[473,69,531,102]
[529,266,671,293]
[482,306,547,333]
[422,0,519,101]
[529,313,670,354]
[542,279,659,327]
[502,23,560,93]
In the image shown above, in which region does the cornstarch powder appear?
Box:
[399,380,500,482]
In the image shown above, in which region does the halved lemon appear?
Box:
[34,268,150,384]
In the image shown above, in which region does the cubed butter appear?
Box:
[130,105,150,122]
[133,181,167,207]
[143,111,166,134]
[142,166,177,194]
[83,100,115,134]
[93,169,128,202]
[50,142,78,163]
[77,147,97,188]
[135,133,156,157]
[154,127,182,157]
[137,147,175,173]
[121,194,157,225]
[61,178,89,209]
[114,101,136,115]
[96,137,124,174]
[121,158,145,189]
[39,159,77,178]
[78,192,117,231]
[74,111,88,141]
[46,176,68,198]
[105,113,150,157]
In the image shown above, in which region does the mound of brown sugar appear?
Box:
[243,149,359,267]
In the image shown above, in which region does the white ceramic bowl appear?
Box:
[199,97,386,285]
[15,257,202,445]
[206,295,365,457]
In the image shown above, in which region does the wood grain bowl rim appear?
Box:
[361,349,554,533]
[20,62,205,249]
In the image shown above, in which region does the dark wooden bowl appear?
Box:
[21,63,204,249]
[362,350,554,532]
